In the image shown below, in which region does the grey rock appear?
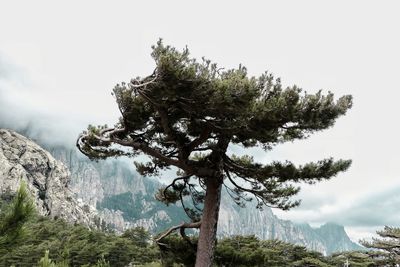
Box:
[217,194,330,254]
[0,129,98,227]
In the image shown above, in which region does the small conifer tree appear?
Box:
[0,181,35,246]
[361,226,400,265]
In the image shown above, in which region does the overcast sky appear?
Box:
[1,0,399,242]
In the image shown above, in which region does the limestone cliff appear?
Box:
[218,197,330,253]
[0,129,98,227]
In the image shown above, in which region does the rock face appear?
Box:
[218,195,361,255]
[0,129,98,227]
[46,146,186,233]
[218,197,329,253]
[314,223,361,254]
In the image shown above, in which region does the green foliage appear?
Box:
[0,215,159,266]
[137,263,162,267]
[37,250,68,267]
[0,183,158,267]
[91,255,111,267]
[328,251,377,266]
[0,188,377,267]
[360,226,400,265]
[37,251,112,267]
[158,234,197,267]
[121,227,150,247]
[215,236,327,267]
[293,257,331,267]
[159,234,363,267]
[137,262,162,267]
[78,40,352,216]
[0,181,35,247]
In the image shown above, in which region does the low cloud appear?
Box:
[0,54,119,147]
[329,186,400,227]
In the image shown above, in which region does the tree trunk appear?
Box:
[195,176,223,267]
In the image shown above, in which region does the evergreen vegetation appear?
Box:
[0,185,159,267]
[77,40,353,266]
[0,182,35,248]
[0,216,159,266]
[361,226,400,266]
[158,234,379,267]
[0,186,386,266]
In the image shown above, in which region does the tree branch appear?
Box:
[155,221,201,246]
[130,73,158,88]
[224,168,259,195]
[163,174,192,200]
[224,168,275,208]
[77,130,187,170]
[186,127,211,153]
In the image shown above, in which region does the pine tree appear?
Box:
[361,226,400,265]
[0,182,35,247]
[77,40,352,266]
[37,250,68,267]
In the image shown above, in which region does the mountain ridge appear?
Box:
[45,137,362,255]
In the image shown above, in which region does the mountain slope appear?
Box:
[1,128,361,254]
[48,142,361,254]
[48,145,188,232]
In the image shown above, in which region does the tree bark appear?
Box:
[195,176,223,267]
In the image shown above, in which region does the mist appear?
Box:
[0,54,119,148]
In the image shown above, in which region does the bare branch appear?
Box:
[130,74,158,89]
[155,221,201,245]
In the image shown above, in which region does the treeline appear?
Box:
[0,185,398,266]
[159,234,381,267]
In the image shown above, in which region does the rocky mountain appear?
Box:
[218,195,361,255]
[46,145,188,233]
[0,128,362,255]
[0,129,99,227]
[315,223,361,254]
[45,140,361,255]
